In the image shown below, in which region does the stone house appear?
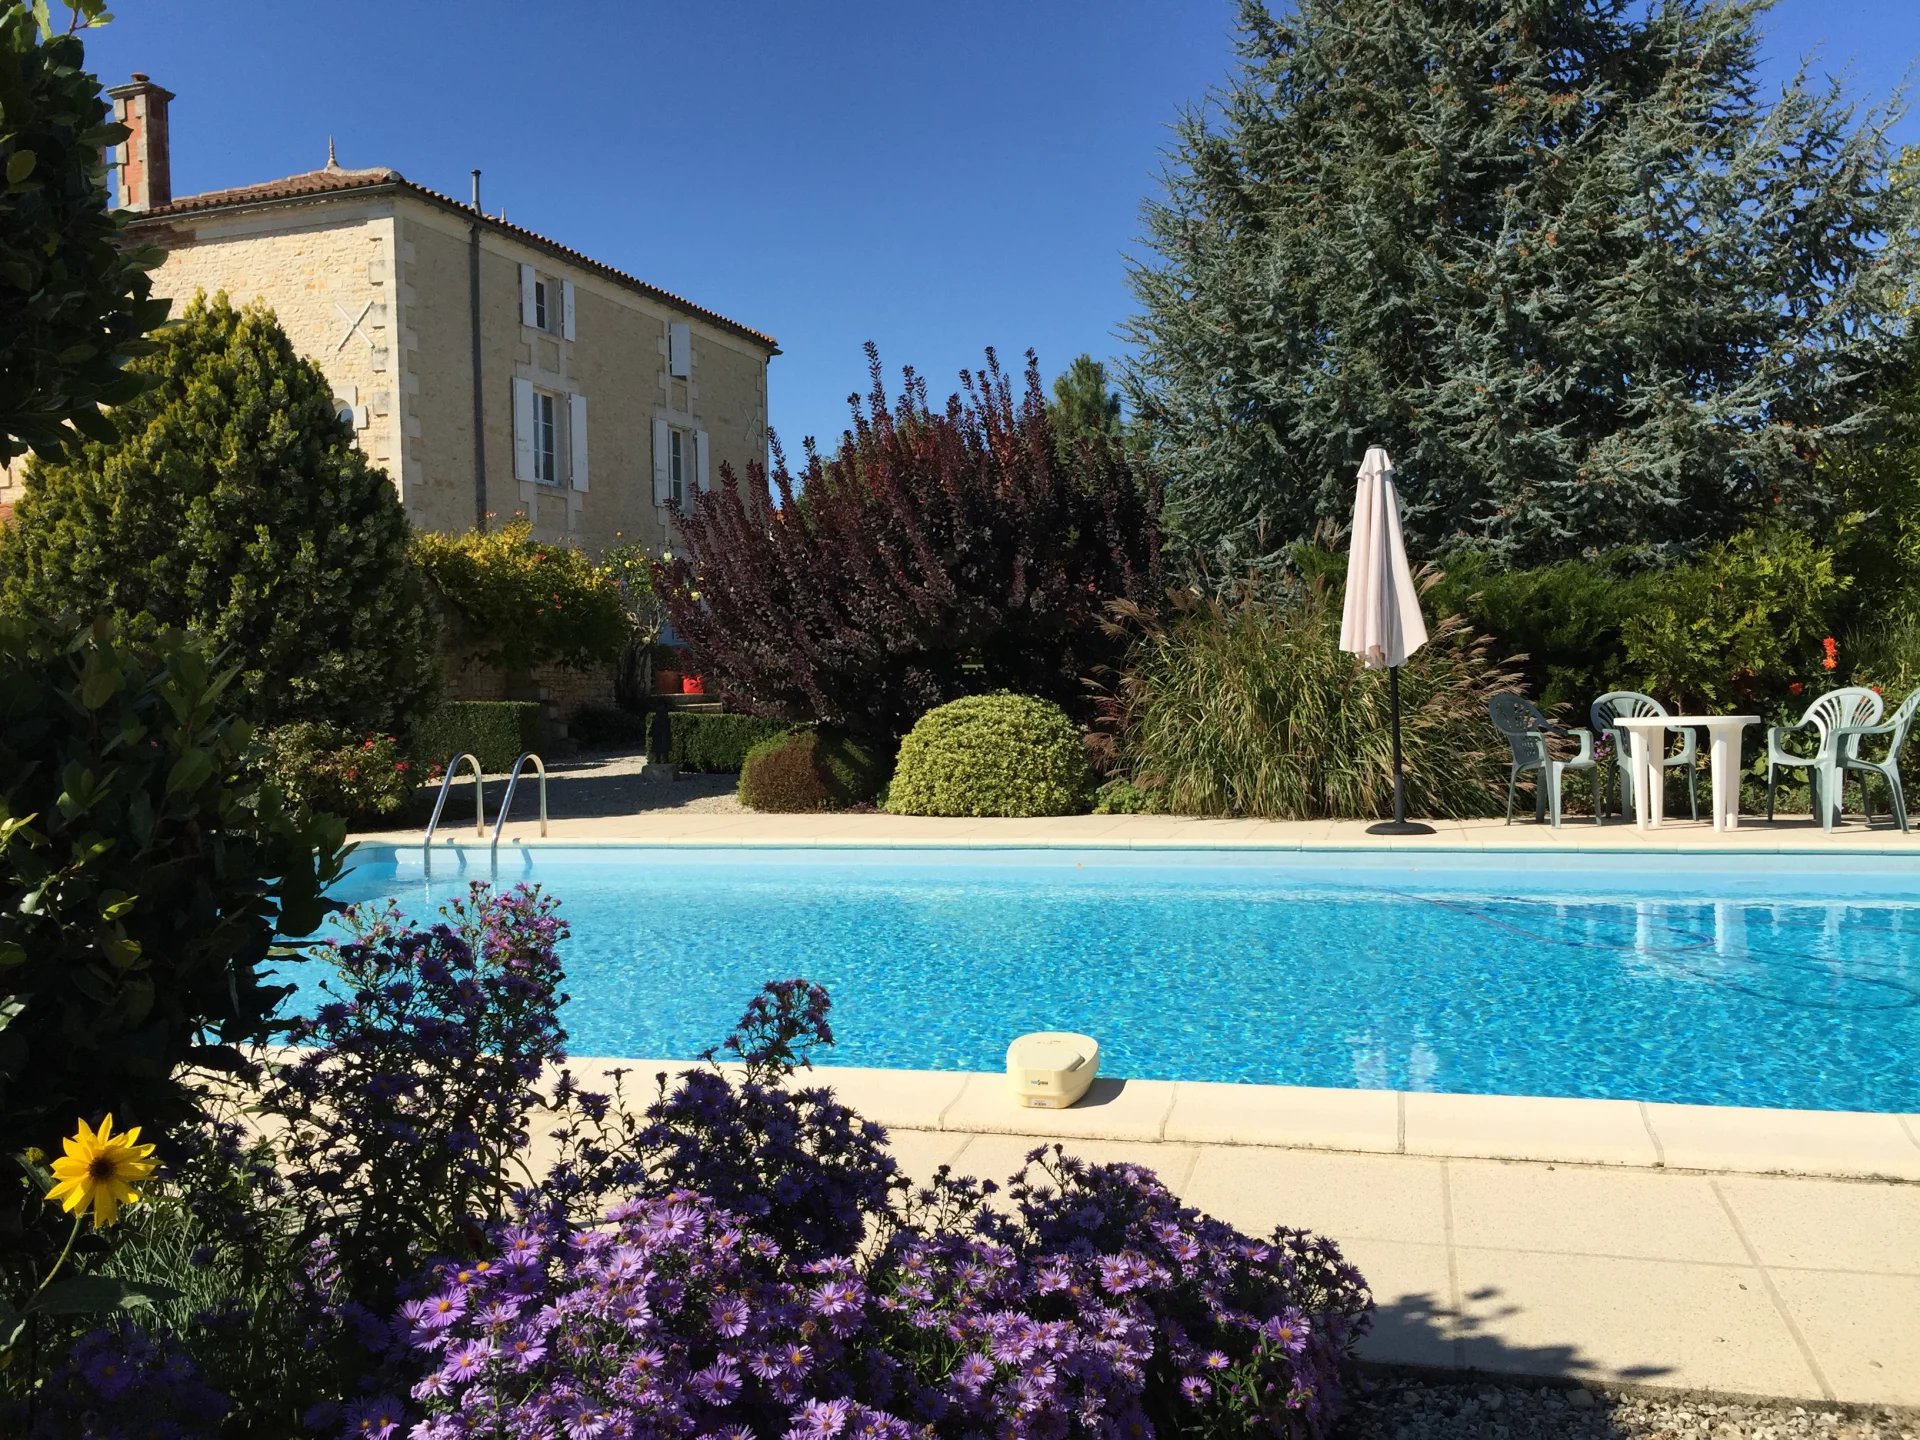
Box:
[0,74,779,561]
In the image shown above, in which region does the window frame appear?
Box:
[668,427,685,507]
[532,390,559,485]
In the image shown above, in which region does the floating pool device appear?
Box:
[1006,1031,1100,1109]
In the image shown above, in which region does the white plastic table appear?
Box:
[1612,714,1759,833]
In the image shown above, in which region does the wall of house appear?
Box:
[397,196,773,558]
[1,191,775,562]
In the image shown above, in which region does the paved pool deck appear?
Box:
[353,809,1920,1409]
[370,805,1920,853]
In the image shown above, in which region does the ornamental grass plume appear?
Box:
[46,1114,158,1230]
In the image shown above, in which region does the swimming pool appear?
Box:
[303,845,1920,1114]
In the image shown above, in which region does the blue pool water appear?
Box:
[299,845,1920,1113]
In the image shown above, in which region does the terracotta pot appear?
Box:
[655,669,682,695]
[682,674,706,695]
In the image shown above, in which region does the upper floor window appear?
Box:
[519,263,575,339]
[668,427,686,507]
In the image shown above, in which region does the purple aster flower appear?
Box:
[951,1353,994,1393]
[788,1397,851,1440]
[688,1358,742,1405]
[709,1294,750,1337]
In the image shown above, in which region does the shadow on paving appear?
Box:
[1363,1281,1672,1392]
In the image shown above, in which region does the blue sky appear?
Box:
[89,1,1917,457]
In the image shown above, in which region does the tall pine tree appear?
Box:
[0,292,437,733]
[1124,0,1915,563]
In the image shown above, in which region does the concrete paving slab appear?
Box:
[1403,1091,1661,1167]
[1342,1239,1461,1370]
[1446,1159,1750,1265]
[1163,1080,1400,1152]
[1450,1248,1819,1396]
[1647,1103,1920,1181]
[1767,1269,1920,1406]
[810,1064,969,1132]
[938,1072,1177,1142]
[1714,1174,1920,1275]
[881,1128,976,1192]
[1179,1146,1448,1247]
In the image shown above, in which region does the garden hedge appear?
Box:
[737,729,886,812]
[666,712,792,772]
[887,693,1093,817]
[410,700,544,774]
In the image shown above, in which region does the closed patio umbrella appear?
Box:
[1339,445,1433,835]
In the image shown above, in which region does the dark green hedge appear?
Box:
[410,700,544,774]
[668,712,792,772]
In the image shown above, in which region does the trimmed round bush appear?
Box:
[737,729,885,812]
[887,694,1092,817]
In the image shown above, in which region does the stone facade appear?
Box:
[2,132,777,561]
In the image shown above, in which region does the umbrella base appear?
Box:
[1365,819,1435,836]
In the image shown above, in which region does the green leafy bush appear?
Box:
[1092,777,1160,814]
[0,615,343,1165]
[1102,579,1522,820]
[888,694,1093,817]
[1620,526,1849,712]
[0,293,438,734]
[415,519,630,674]
[0,5,170,463]
[668,712,793,773]
[1429,551,1643,712]
[256,723,414,823]
[409,700,543,774]
[568,704,649,750]
[737,729,885,812]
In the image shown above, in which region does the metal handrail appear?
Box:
[489,752,547,853]
[423,752,486,849]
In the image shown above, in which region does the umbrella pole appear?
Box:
[1368,664,1435,837]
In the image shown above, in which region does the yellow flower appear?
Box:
[46,1115,158,1229]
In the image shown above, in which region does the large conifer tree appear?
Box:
[0,292,437,733]
[1125,0,1915,563]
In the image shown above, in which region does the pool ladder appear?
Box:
[422,752,548,874]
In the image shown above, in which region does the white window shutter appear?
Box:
[511,377,535,482]
[669,322,691,378]
[519,264,537,327]
[695,429,710,491]
[561,281,576,341]
[568,393,589,491]
[652,417,672,506]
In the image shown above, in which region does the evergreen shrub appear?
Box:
[888,694,1093,817]
[0,293,437,734]
[408,700,543,774]
[737,729,885,812]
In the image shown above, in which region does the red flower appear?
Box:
[1821,636,1839,671]
[1788,681,1803,695]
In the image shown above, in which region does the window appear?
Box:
[668,427,685,507]
[533,390,558,484]
[519,264,575,338]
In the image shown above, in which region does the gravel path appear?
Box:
[1339,1378,1916,1439]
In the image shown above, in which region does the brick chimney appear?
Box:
[104,73,173,211]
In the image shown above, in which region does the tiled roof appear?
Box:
[133,165,780,352]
